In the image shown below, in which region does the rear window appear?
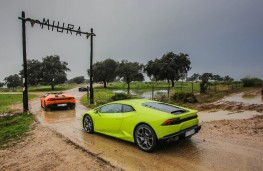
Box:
[142,102,188,115]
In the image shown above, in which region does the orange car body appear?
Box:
[41,92,76,110]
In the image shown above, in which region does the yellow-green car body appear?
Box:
[82,99,201,152]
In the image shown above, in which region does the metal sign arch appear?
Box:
[18,11,95,112]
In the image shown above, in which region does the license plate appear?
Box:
[57,104,67,107]
[185,129,195,137]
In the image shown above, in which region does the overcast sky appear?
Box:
[0,0,262,82]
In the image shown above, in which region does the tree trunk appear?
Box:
[127,82,130,94]
[103,80,107,88]
[51,84,54,90]
[171,80,175,88]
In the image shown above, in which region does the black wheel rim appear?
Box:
[135,126,154,151]
[84,116,93,132]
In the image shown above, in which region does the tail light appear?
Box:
[47,98,55,101]
[162,118,180,126]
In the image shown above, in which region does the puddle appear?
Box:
[198,110,262,122]
[222,92,263,104]
[112,89,170,99]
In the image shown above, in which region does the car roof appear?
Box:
[109,99,191,114]
[110,99,154,106]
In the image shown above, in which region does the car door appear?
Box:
[94,103,124,134]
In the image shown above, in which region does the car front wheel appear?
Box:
[83,115,94,133]
[134,124,157,152]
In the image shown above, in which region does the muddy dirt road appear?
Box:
[24,88,263,171]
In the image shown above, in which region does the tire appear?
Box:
[44,102,47,111]
[44,102,50,111]
[83,115,94,133]
[134,124,157,152]
[70,104,76,110]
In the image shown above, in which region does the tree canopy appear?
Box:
[116,60,144,93]
[144,52,191,87]
[88,58,118,88]
[68,76,85,84]
[4,74,21,89]
[19,55,70,90]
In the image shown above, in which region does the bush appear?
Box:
[172,92,198,103]
[111,93,133,101]
[241,77,262,87]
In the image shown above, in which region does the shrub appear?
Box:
[241,77,262,87]
[111,93,133,101]
[172,92,198,103]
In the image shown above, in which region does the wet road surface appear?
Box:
[29,88,263,171]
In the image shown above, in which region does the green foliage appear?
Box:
[171,92,198,103]
[88,58,118,88]
[19,55,70,90]
[144,52,191,87]
[4,74,21,89]
[111,93,133,101]
[0,113,34,146]
[0,82,4,88]
[68,76,85,84]
[199,73,213,94]
[116,60,144,93]
[241,77,262,87]
[19,59,42,85]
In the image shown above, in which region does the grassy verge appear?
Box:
[80,82,245,109]
[80,89,116,108]
[0,83,79,92]
[0,94,37,113]
[0,113,34,147]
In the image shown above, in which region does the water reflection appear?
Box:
[41,108,76,123]
[112,89,170,99]
[222,92,263,104]
[198,110,262,122]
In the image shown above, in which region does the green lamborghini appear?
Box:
[82,99,201,152]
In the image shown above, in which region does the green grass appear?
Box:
[80,89,116,108]
[0,83,79,92]
[0,94,37,113]
[0,113,34,146]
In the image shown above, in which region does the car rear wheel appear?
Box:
[134,124,157,152]
[83,115,94,133]
[44,102,48,111]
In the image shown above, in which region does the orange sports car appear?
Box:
[40,92,76,111]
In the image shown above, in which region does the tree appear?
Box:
[88,58,118,88]
[223,75,234,82]
[4,74,21,89]
[19,59,42,86]
[144,58,162,81]
[116,60,144,94]
[188,73,200,82]
[158,52,191,87]
[41,55,70,90]
[199,73,213,93]
[68,76,85,84]
[212,75,223,82]
[0,82,5,88]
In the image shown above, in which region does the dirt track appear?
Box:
[1,88,263,171]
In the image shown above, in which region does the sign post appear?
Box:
[21,11,29,112]
[89,28,94,104]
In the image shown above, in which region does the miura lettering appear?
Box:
[41,18,82,36]
[19,16,94,39]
